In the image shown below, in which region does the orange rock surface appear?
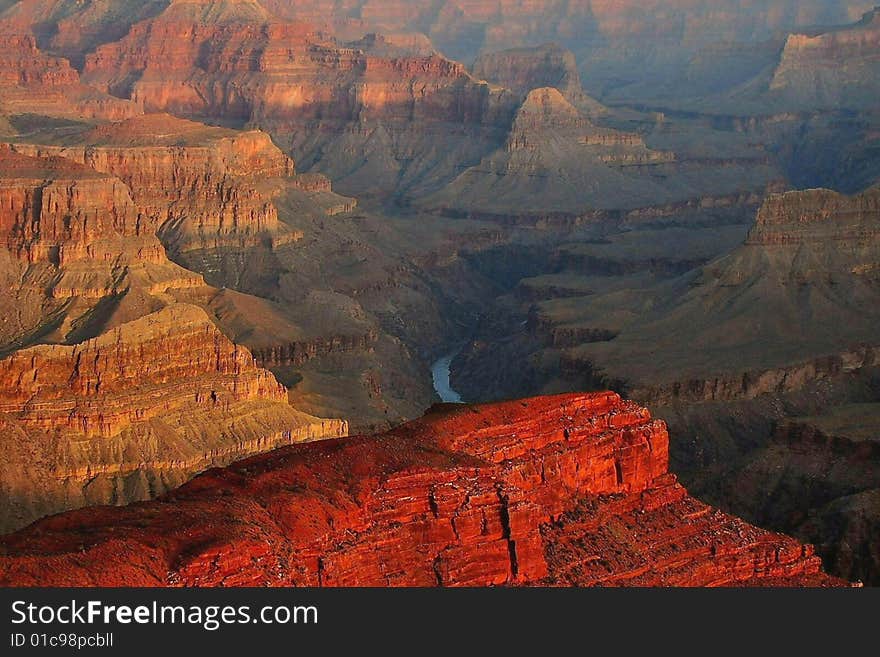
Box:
[0,392,846,587]
[9,114,301,254]
[78,1,514,129]
[0,27,139,121]
[0,145,190,303]
[0,303,347,534]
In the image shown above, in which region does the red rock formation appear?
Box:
[0,392,845,587]
[0,303,287,437]
[0,146,196,304]
[0,0,170,68]
[0,145,147,265]
[0,303,348,534]
[0,34,80,88]
[0,26,139,120]
[79,2,509,127]
[9,114,301,254]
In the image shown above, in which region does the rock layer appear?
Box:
[9,114,301,254]
[0,392,844,587]
[0,303,347,533]
[0,145,203,352]
[0,27,139,121]
[555,184,880,393]
[770,8,880,110]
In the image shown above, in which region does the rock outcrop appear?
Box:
[0,28,139,121]
[0,146,201,349]
[0,0,170,68]
[471,43,606,115]
[0,392,845,587]
[79,2,509,126]
[0,145,149,268]
[0,303,347,534]
[8,114,301,254]
[67,0,519,199]
[552,184,880,394]
[421,87,705,217]
[770,8,880,110]
[450,185,880,584]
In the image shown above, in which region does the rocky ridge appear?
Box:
[8,114,304,254]
[0,392,845,587]
[0,25,139,121]
[0,303,347,533]
[769,8,880,110]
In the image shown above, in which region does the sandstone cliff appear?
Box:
[0,0,169,67]
[8,114,301,255]
[448,184,880,584]
[0,29,139,121]
[67,0,519,199]
[79,2,510,126]
[0,145,201,350]
[0,303,347,534]
[0,392,845,587]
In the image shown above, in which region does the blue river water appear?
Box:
[431,348,464,403]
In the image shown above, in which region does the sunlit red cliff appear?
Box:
[0,393,846,587]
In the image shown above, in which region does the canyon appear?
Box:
[0,0,877,587]
[452,175,880,585]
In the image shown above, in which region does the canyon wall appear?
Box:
[449,185,880,583]
[0,145,202,351]
[0,303,347,534]
[770,8,880,110]
[78,3,512,127]
[0,392,844,587]
[260,0,875,96]
[8,114,300,254]
[550,184,880,394]
[0,26,139,120]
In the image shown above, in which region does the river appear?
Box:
[431,347,465,403]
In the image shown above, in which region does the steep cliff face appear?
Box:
[0,0,170,67]
[471,43,606,115]
[551,185,880,393]
[71,1,518,199]
[0,144,351,534]
[0,143,203,339]
[0,392,844,587]
[79,2,508,126]
[653,365,880,585]
[6,0,795,207]
[9,114,301,254]
[718,412,880,584]
[0,28,138,121]
[0,303,347,534]
[770,8,880,110]
[0,146,202,350]
[0,145,148,267]
[447,185,880,584]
